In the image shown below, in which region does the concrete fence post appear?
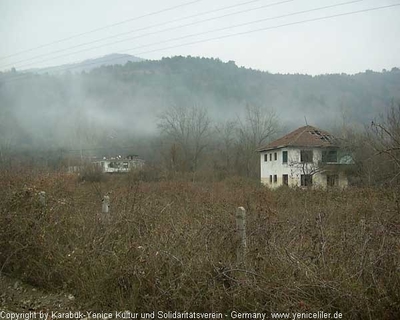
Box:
[236,206,247,265]
[38,191,46,207]
[102,195,110,214]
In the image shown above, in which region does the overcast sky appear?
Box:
[0,0,399,75]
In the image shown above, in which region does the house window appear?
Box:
[301,174,313,187]
[327,174,339,187]
[269,175,272,184]
[109,162,117,168]
[300,150,313,163]
[282,151,288,163]
[322,150,338,163]
[274,152,277,161]
[274,175,277,183]
[269,154,272,161]
[283,174,288,185]
[264,154,268,162]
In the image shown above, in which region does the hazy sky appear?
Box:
[0,0,399,75]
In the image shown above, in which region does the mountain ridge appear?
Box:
[1,55,399,153]
[23,53,144,74]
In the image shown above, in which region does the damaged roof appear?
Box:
[257,125,339,152]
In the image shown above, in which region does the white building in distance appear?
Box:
[94,155,145,173]
[257,125,353,189]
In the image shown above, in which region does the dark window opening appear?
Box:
[274,175,277,183]
[322,150,338,163]
[108,162,118,168]
[274,152,277,161]
[269,153,272,161]
[301,174,313,187]
[327,174,339,187]
[264,154,268,162]
[269,175,272,184]
[282,151,288,163]
[301,150,313,163]
[283,174,288,185]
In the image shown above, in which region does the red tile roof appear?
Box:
[257,125,339,152]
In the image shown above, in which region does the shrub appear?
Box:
[0,170,399,318]
[78,164,106,183]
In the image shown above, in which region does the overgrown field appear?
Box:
[0,169,399,318]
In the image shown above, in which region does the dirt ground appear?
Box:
[0,273,78,312]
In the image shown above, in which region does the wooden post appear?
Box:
[102,195,110,214]
[38,191,46,207]
[236,206,247,265]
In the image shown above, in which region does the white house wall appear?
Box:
[97,159,144,173]
[260,148,348,189]
[260,147,296,188]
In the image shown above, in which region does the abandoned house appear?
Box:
[257,125,353,189]
[94,155,145,173]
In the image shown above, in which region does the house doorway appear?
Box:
[301,174,313,187]
[327,174,339,187]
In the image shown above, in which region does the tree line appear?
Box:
[154,102,400,186]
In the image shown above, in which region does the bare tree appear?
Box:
[236,104,278,178]
[0,111,17,166]
[368,104,400,184]
[288,153,322,187]
[370,105,400,165]
[158,104,211,176]
[214,120,238,172]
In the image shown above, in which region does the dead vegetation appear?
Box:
[0,169,399,318]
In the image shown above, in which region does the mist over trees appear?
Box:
[0,56,400,183]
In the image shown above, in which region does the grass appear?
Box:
[0,168,399,318]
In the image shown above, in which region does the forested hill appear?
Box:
[1,56,400,152]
